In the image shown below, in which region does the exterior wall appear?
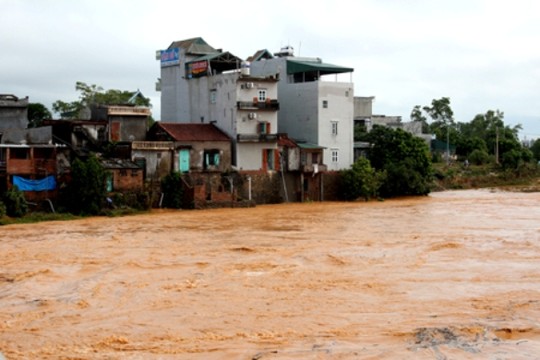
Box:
[1,127,53,144]
[109,168,144,192]
[236,142,278,171]
[318,81,354,170]
[160,48,192,121]
[251,57,354,170]
[171,140,231,172]
[354,96,374,118]
[0,96,29,130]
[109,117,147,142]
[131,144,174,181]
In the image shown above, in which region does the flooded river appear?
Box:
[1,189,539,359]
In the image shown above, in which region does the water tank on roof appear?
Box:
[241,61,251,75]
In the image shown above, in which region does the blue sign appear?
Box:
[160,48,180,67]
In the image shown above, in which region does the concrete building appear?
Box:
[157,37,281,171]
[250,47,355,170]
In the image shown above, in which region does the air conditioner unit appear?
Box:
[248,112,257,120]
[246,82,254,89]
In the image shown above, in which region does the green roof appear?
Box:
[297,142,326,150]
[286,59,353,75]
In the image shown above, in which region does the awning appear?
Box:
[286,59,353,75]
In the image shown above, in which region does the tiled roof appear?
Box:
[157,123,231,142]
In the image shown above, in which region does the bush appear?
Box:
[340,158,385,201]
[367,126,432,197]
[161,172,184,209]
[468,149,490,165]
[63,154,108,215]
[0,201,6,218]
[3,186,28,217]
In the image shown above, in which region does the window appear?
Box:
[258,89,267,102]
[210,90,217,104]
[258,122,270,134]
[331,149,339,163]
[331,121,338,136]
[264,149,275,170]
[322,100,328,108]
[203,149,221,170]
[9,148,29,159]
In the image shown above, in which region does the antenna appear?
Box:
[298,41,302,56]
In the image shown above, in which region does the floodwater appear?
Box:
[1,189,539,359]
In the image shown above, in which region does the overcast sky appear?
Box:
[2,0,539,139]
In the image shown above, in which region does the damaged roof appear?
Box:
[154,123,231,142]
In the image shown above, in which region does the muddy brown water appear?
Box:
[1,189,539,359]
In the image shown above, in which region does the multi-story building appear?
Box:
[157,37,281,171]
[250,47,355,170]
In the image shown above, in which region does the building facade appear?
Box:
[157,38,281,171]
[250,49,355,170]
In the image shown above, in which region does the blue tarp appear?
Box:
[13,175,56,192]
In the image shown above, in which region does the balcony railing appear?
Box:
[237,100,279,111]
[237,134,278,143]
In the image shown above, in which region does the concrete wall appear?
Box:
[252,57,354,170]
[160,48,191,121]
[109,117,147,142]
[1,127,52,144]
[354,96,374,118]
[171,140,231,173]
[318,81,354,170]
[236,142,278,171]
[0,96,29,130]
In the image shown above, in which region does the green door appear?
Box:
[179,149,190,173]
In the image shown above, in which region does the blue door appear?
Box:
[179,149,190,173]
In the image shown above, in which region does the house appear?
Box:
[147,122,232,173]
[101,158,144,193]
[278,134,326,202]
[156,37,281,171]
[250,47,355,170]
[0,95,66,205]
[91,104,150,142]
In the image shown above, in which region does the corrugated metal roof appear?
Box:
[157,123,231,142]
[168,37,218,55]
[297,142,326,150]
[286,59,353,75]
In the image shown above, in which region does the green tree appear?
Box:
[27,103,52,128]
[65,155,108,215]
[410,105,429,133]
[367,126,432,197]
[340,157,385,201]
[423,97,456,159]
[53,81,152,119]
[530,138,540,161]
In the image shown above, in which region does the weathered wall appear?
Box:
[321,171,342,201]
[110,168,144,192]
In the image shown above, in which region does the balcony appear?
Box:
[237,99,279,111]
[237,134,278,143]
[301,163,327,173]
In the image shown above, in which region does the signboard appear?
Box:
[160,48,180,67]
[186,60,209,78]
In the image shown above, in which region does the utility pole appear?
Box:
[495,127,499,164]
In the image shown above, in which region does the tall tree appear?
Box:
[27,103,52,128]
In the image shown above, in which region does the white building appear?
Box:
[250,47,355,170]
[157,38,281,171]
